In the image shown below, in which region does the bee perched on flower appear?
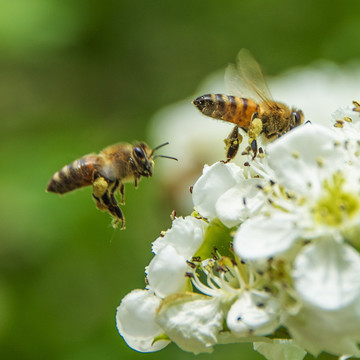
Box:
[193,49,304,161]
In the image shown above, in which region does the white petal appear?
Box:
[216,179,266,228]
[116,289,170,352]
[192,162,243,219]
[267,124,346,196]
[285,302,360,357]
[147,245,189,298]
[293,238,360,310]
[152,216,207,258]
[332,106,360,142]
[233,212,300,260]
[156,294,223,354]
[254,339,307,360]
[227,291,280,336]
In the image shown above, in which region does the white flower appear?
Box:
[331,106,360,169]
[147,216,208,298]
[215,178,266,228]
[156,294,224,354]
[233,212,301,260]
[285,299,360,357]
[332,105,360,142]
[233,123,360,310]
[226,290,280,336]
[185,253,282,342]
[118,100,360,359]
[115,289,170,352]
[266,124,346,197]
[192,162,243,220]
[192,162,266,227]
[293,238,360,310]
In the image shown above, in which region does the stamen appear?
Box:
[187,253,254,298]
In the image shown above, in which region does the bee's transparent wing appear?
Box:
[225,49,274,107]
[225,63,251,98]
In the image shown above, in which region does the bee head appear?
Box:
[131,142,178,178]
[131,143,154,177]
[291,109,304,129]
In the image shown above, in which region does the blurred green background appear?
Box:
[1,0,359,359]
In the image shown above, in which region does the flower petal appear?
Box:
[192,162,243,219]
[156,294,223,354]
[233,212,300,260]
[254,339,307,360]
[285,302,360,357]
[267,124,346,196]
[147,245,189,298]
[293,238,360,310]
[227,291,280,336]
[116,289,170,352]
[216,179,266,228]
[152,216,207,258]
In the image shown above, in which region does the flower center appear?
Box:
[186,253,246,299]
[313,173,360,227]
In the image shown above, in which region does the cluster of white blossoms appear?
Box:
[116,102,360,360]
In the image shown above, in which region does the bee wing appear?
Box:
[225,63,252,98]
[225,49,275,109]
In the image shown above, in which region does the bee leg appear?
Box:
[134,177,139,189]
[223,125,243,163]
[251,139,258,160]
[100,187,126,229]
[91,175,125,228]
[119,183,125,205]
[248,113,263,160]
[109,204,125,230]
[265,132,281,141]
[92,193,106,210]
[109,180,120,206]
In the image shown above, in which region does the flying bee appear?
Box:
[193,49,304,161]
[46,142,177,229]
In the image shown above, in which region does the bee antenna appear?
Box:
[153,154,178,161]
[151,142,169,156]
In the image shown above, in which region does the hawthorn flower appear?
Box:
[116,216,283,354]
[233,124,360,311]
[192,162,267,227]
[116,102,360,359]
[116,215,208,352]
[116,289,170,352]
[147,216,208,298]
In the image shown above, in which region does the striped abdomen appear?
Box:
[193,94,260,130]
[47,155,102,194]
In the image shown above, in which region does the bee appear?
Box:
[193,49,304,161]
[46,142,177,229]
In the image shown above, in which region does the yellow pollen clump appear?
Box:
[248,117,263,140]
[93,176,108,197]
[313,173,360,227]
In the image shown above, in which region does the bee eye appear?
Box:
[134,147,145,159]
[293,111,302,125]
